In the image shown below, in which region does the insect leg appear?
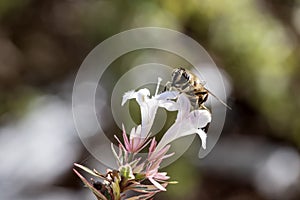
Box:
[163,81,172,92]
[199,104,211,114]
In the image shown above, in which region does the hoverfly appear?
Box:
[164,67,231,112]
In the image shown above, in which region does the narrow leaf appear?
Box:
[73,169,108,200]
[74,163,102,178]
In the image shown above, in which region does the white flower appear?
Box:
[122,78,211,154]
[155,94,211,152]
[122,78,178,139]
[113,77,213,193]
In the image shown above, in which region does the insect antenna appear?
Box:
[206,88,232,110]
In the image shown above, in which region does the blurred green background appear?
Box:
[1,0,300,200]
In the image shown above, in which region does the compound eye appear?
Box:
[172,68,180,76]
[172,71,178,77]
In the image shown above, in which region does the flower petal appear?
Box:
[149,137,157,153]
[155,108,210,152]
[135,88,151,105]
[162,152,175,160]
[140,99,158,138]
[156,91,179,100]
[122,125,131,151]
[154,172,170,181]
[122,90,136,106]
[175,94,191,123]
[114,135,126,152]
[122,88,151,106]
[158,100,178,111]
[148,177,166,191]
[148,144,171,161]
[196,128,207,149]
[189,109,211,129]
[122,88,181,141]
[130,125,142,139]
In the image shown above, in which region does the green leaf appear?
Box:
[133,173,145,180]
[119,164,135,180]
[111,181,121,200]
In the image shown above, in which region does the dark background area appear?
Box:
[1,0,300,199]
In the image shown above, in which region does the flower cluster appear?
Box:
[74,78,211,200]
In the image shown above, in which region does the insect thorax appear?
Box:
[170,68,209,109]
